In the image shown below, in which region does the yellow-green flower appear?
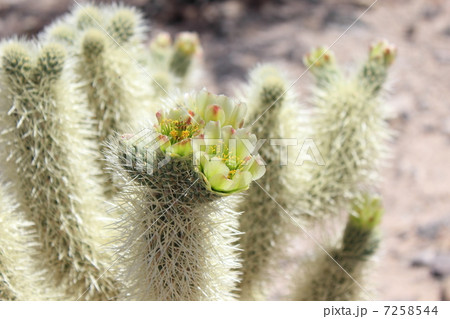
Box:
[151,90,265,194]
[154,90,247,157]
[195,122,265,195]
[350,194,384,231]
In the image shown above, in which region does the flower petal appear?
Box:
[204,104,226,124]
[208,174,234,193]
[204,121,221,139]
[225,101,246,128]
[229,171,252,193]
[165,138,193,157]
[204,158,229,180]
[247,155,266,181]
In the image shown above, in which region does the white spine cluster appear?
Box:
[0,40,118,300]
[107,139,241,300]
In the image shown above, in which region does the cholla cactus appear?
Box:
[106,90,265,300]
[299,41,395,217]
[236,65,297,300]
[169,32,201,79]
[146,31,203,96]
[360,40,397,96]
[0,41,118,300]
[303,47,340,87]
[0,181,45,301]
[44,4,153,197]
[291,194,383,301]
[147,32,175,97]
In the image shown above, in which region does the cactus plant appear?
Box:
[236,64,298,300]
[106,90,265,300]
[299,42,395,218]
[44,4,155,197]
[146,31,203,97]
[0,1,397,301]
[291,194,383,301]
[303,47,340,87]
[0,40,118,300]
[169,32,201,80]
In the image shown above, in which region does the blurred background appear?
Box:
[1,0,449,300]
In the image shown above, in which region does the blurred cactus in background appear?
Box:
[0,2,395,301]
[236,64,297,300]
[298,42,394,218]
[44,4,154,197]
[291,194,384,301]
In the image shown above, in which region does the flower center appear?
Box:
[158,116,200,144]
[208,144,250,179]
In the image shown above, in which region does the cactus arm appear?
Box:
[0,41,118,300]
[300,43,395,217]
[303,46,341,87]
[236,65,294,300]
[291,194,383,301]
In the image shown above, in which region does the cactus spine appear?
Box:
[236,65,295,300]
[109,146,241,300]
[0,41,118,300]
[0,181,44,300]
[291,194,383,301]
[299,42,395,217]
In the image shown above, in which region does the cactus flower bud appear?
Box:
[368,40,397,67]
[350,194,384,231]
[169,32,201,78]
[303,46,336,70]
[174,32,199,56]
[303,47,339,85]
[150,32,172,50]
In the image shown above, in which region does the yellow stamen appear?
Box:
[181,130,190,139]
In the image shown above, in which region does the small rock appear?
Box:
[404,24,416,41]
[421,6,440,20]
[389,93,414,122]
[417,221,443,240]
[423,123,436,133]
[400,111,410,121]
[411,250,435,267]
[431,255,450,279]
[397,231,408,239]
